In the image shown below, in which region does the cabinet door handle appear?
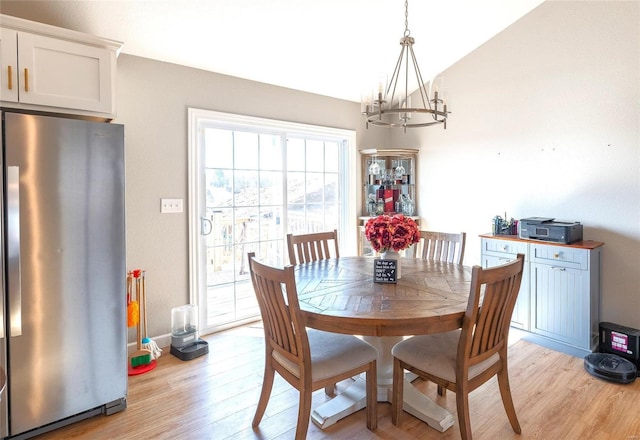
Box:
[23,68,29,92]
[7,65,12,90]
[551,266,566,271]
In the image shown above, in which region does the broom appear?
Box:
[129,270,152,368]
[139,270,162,360]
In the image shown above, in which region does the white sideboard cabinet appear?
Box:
[480,234,604,357]
[1,15,121,118]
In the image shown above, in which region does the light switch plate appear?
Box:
[161,198,183,213]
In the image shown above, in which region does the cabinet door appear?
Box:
[530,262,589,349]
[0,29,19,102]
[16,31,114,113]
[482,253,529,330]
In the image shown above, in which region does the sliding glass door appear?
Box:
[189,109,354,333]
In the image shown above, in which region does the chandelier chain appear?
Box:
[404,0,410,36]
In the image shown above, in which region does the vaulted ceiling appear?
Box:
[0,0,545,102]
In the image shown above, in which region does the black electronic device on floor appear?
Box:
[584,353,637,384]
[584,322,640,383]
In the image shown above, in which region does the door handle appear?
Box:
[7,166,22,337]
[201,217,213,236]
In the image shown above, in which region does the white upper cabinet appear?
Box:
[0,15,121,119]
[0,28,19,102]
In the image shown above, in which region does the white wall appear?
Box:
[400,1,640,329]
[115,57,367,338]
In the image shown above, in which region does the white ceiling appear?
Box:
[0,0,545,102]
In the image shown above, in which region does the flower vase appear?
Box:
[381,250,401,279]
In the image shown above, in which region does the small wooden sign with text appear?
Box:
[374,259,397,283]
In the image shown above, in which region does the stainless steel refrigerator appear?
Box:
[0,111,127,439]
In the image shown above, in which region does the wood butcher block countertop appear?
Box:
[479,234,604,249]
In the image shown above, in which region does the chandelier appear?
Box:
[362,0,449,131]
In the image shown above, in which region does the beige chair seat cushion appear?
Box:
[392,330,499,383]
[274,329,378,381]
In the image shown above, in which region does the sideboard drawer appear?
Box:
[482,238,528,257]
[530,243,588,270]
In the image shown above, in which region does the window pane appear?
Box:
[260,171,283,205]
[206,169,232,207]
[287,171,305,204]
[306,139,324,172]
[259,206,283,240]
[235,207,259,244]
[233,280,258,319]
[259,134,282,171]
[207,207,233,247]
[324,173,338,203]
[324,204,339,230]
[258,239,285,266]
[234,170,258,206]
[234,131,259,169]
[287,204,305,234]
[205,128,233,169]
[325,141,339,172]
[287,138,305,171]
[305,204,325,231]
[305,172,324,203]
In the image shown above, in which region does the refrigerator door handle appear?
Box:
[7,166,22,337]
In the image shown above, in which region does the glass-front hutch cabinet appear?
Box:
[359,148,419,255]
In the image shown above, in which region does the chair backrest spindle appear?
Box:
[248,252,308,366]
[414,231,466,264]
[460,254,525,366]
[287,230,339,265]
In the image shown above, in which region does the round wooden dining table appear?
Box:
[295,256,473,433]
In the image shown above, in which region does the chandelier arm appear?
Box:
[386,45,406,107]
[407,44,432,111]
[404,44,410,108]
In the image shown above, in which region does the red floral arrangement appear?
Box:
[364,214,420,253]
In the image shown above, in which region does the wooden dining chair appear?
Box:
[247,252,378,439]
[413,230,466,264]
[391,254,525,440]
[286,229,340,265]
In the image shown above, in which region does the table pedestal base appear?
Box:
[401,380,455,431]
[311,377,367,428]
[310,336,454,432]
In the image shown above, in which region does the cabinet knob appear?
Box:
[553,253,560,259]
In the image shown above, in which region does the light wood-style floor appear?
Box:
[35,322,640,440]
